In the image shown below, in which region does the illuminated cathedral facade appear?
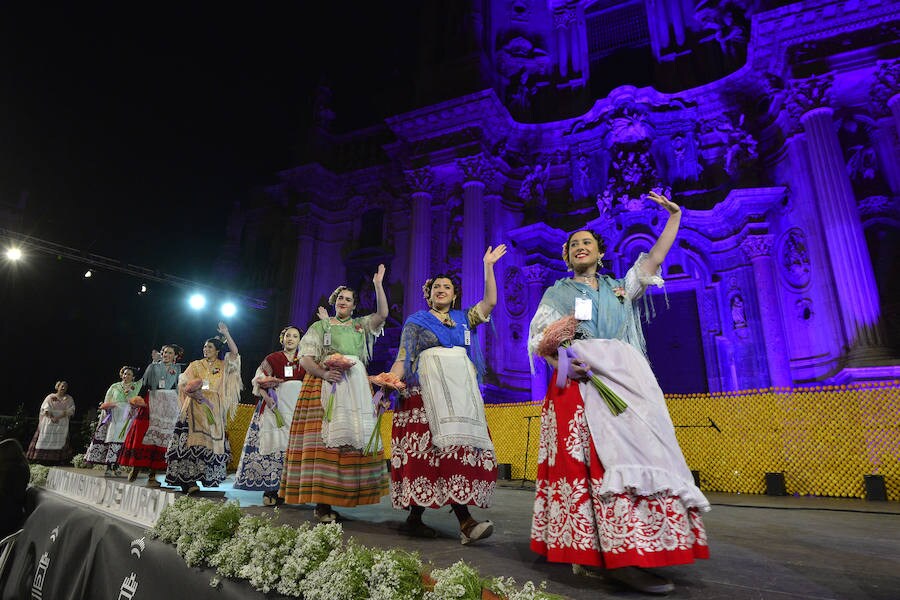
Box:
[221,0,900,401]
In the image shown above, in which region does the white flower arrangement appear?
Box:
[71,453,89,469]
[29,464,49,487]
[148,497,558,600]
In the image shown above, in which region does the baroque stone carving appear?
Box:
[846,144,878,183]
[695,0,749,58]
[740,234,773,259]
[779,228,811,289]
[495,35,551,114]
[870,58,900,115]
[457,155,494,184]
[795,298,814,323]
[702,114,758,177]
[404,167,434,194]
[504,266,527,317]
[786,74,834,120]
[572,153,592,200]
[518,161,551,207]
[729,294,747,329]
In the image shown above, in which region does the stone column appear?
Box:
[740,235,792,387]
[289,210,317,326]
[403,167,434,318]
[788,75,888,362]
[457,156,493,307]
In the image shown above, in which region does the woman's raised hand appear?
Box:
[483,244,508,266]
[373,263,386,285]
[647,190,680,215]
[317,306,330,321]
[217,321,229,335]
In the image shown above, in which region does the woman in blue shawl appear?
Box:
[388,244,506,544]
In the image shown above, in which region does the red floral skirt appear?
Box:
[390,391,497,509]
[530,374,709,569]
[118,395,167,470]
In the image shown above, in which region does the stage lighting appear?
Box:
[188,293,207,310]
[138,284,148,295]
[83,270,93,278]
[220,302,237,317]
[4,247,22,261]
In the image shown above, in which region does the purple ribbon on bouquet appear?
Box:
[100,409,113,425]
[265,388,279,410]
[556,345,596,386]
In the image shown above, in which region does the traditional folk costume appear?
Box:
[85,380,139,467]
[390,307,497,511]
[527,253,710,569]
[165,354,242,487]
[119,361,182,472]
[278,316,387,507]
[233,352,305,493]
[26,392,76,464]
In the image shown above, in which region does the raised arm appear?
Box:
[642,191,682,276]
[218,321,239,356]
[474,244,507,319]
[367,264,389,331]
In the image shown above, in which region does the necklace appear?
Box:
[430,308,455,327]
[574,273,598,288]
[335,315,352,324]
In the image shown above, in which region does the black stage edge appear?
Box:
[0,487,287,600]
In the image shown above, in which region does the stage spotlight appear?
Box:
[220,302,237,317]
[83,270,93,278]
[138,283,148,295]
[4,247,22,261]
[188,293,207,310]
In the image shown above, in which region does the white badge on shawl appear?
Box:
[575,296,592,320]
[202,379,210,390]
[284,366,294,377]
[158,379,166,389]
[323,332,332,346]
[464,327,471,346]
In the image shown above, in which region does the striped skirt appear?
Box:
[278,373,387,506]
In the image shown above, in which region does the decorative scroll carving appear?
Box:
[522,264,547,286]
[504,266,527,317]
[740,234,773,259]
[778,228,811,289]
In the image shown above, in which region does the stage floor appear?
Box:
[51,469,900,599]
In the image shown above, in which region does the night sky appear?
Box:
[0,3,419,421]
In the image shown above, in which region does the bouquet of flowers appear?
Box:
[322,353,356,421]
[364,373,406,455]
[537,315,628,416]
[256,376,285,427]
[184,378,217,425]
[128,395,147,407]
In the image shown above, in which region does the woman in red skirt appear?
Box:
[388,245,506,544]
[119,344,183,486]
[527,191,709,595]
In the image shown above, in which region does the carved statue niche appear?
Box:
[571,152,593,200]
[518,160,551,207]
[729,294,747,330]
[836,113,889,199]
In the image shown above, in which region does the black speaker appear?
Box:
[691,470,701,488]
[497,463,512,480]
[765,472,786,496]
[864,475,887,501]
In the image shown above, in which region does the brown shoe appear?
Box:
[460,517,493,545]
[128,468,139,483]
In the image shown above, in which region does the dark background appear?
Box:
[0,2,420,426]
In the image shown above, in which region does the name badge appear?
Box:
[158,378,166,389]
[464,328,471,346]
[202,379,210,390]
[575,297,593,320]
[284,366,294,378]
[323,332,332,346]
